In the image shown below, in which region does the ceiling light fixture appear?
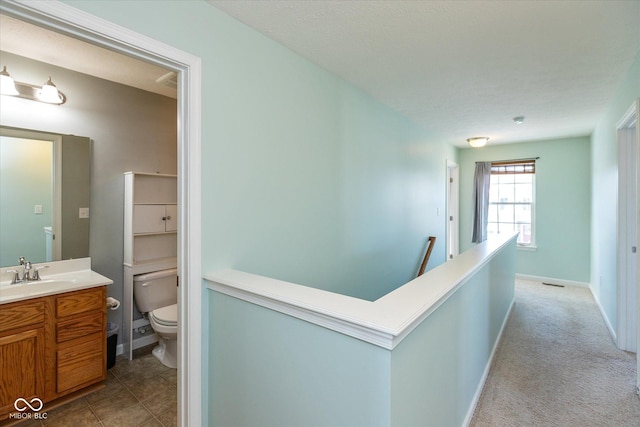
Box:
[0,66,66,105]
[513,116,525,125]
[467,137,489,148]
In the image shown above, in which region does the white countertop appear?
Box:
[0,258,113,304]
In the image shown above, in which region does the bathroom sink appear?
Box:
[0,258,112,304]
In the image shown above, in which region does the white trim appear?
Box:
[591,284,617,343]
[0,2,203,426]
[617,100,639,129]
[516,244,537,251]
[615,99,639,363]
[446,159,459,261]
[463,298,515,427]
[515,273,589,288]
[206,233,517,350]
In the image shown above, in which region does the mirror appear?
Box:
[0,126,90,267]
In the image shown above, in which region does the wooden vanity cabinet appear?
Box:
[0,298,46,419]
[0,286,106,420]
[53,286,107,396]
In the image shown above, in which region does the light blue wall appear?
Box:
[458,137,591,283]
[390,238,515,426]
[61,1,456,424]
[210,292,391,427]
[206,236,516,426]
[64,0,456,302]
[590,52,640,331]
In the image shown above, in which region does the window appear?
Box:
[488,160,535,247]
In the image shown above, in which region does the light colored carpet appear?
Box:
[471,279,640,427]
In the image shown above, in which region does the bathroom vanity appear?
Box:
[0,258,112,420]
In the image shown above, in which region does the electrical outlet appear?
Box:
[79,207,90,218]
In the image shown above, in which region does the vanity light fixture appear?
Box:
[0,66,19,96]
[467,137,489,148]
[37,77,64,104]
[0,66,66,105]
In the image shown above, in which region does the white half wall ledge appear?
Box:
[205,232,518,350]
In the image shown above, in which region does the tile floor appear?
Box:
[11,345,177,427]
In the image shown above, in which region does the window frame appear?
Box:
[487,160,537,249]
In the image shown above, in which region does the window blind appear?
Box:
[491,160,535,174]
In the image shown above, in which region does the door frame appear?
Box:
[0,1,203,424]
[446,160,459,261]
[616,100,639,390]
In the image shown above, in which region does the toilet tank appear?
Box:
[133,268,178,313]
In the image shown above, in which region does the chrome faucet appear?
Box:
[23,261,32,281]
[33,265,49,280]
[6,269,21,284]
[7,257,48,284]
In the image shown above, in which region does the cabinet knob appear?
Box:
[166,216,171,220]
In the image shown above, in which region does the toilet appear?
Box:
[133,268,178,368]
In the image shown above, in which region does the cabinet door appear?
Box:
[165,204,177,232]
[133,205,167,234]
[0,328,46,418]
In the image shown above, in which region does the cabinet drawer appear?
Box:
[57,311,104,343]
[56,287,105,318]
[57,334,104,393]
[0,299,45,333]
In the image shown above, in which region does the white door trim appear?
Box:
[0,1,203,425]
[446,160,460,261]
[616,100,639,358]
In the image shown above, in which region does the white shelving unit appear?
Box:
[123,172,177,360]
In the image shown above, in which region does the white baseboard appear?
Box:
[463,297,516,427]
[589,286,617,343]
[515,274,590,288]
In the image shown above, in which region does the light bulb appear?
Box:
[0,66,19,96]
[37,77,63,104]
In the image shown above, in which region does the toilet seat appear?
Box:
[150,303,177,327]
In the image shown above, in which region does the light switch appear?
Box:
[79,207,90,218]
[34,205,43,214]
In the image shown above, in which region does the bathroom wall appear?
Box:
[0,51,177,335]
[458,136,591,284]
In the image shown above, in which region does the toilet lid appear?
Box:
[151,304,177,326]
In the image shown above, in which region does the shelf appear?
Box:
[133,231,177,237]
[133,234,177,264]
[123,172,178,360]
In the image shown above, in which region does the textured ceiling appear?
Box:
[2,2,638,148]
[209,0,640,147]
